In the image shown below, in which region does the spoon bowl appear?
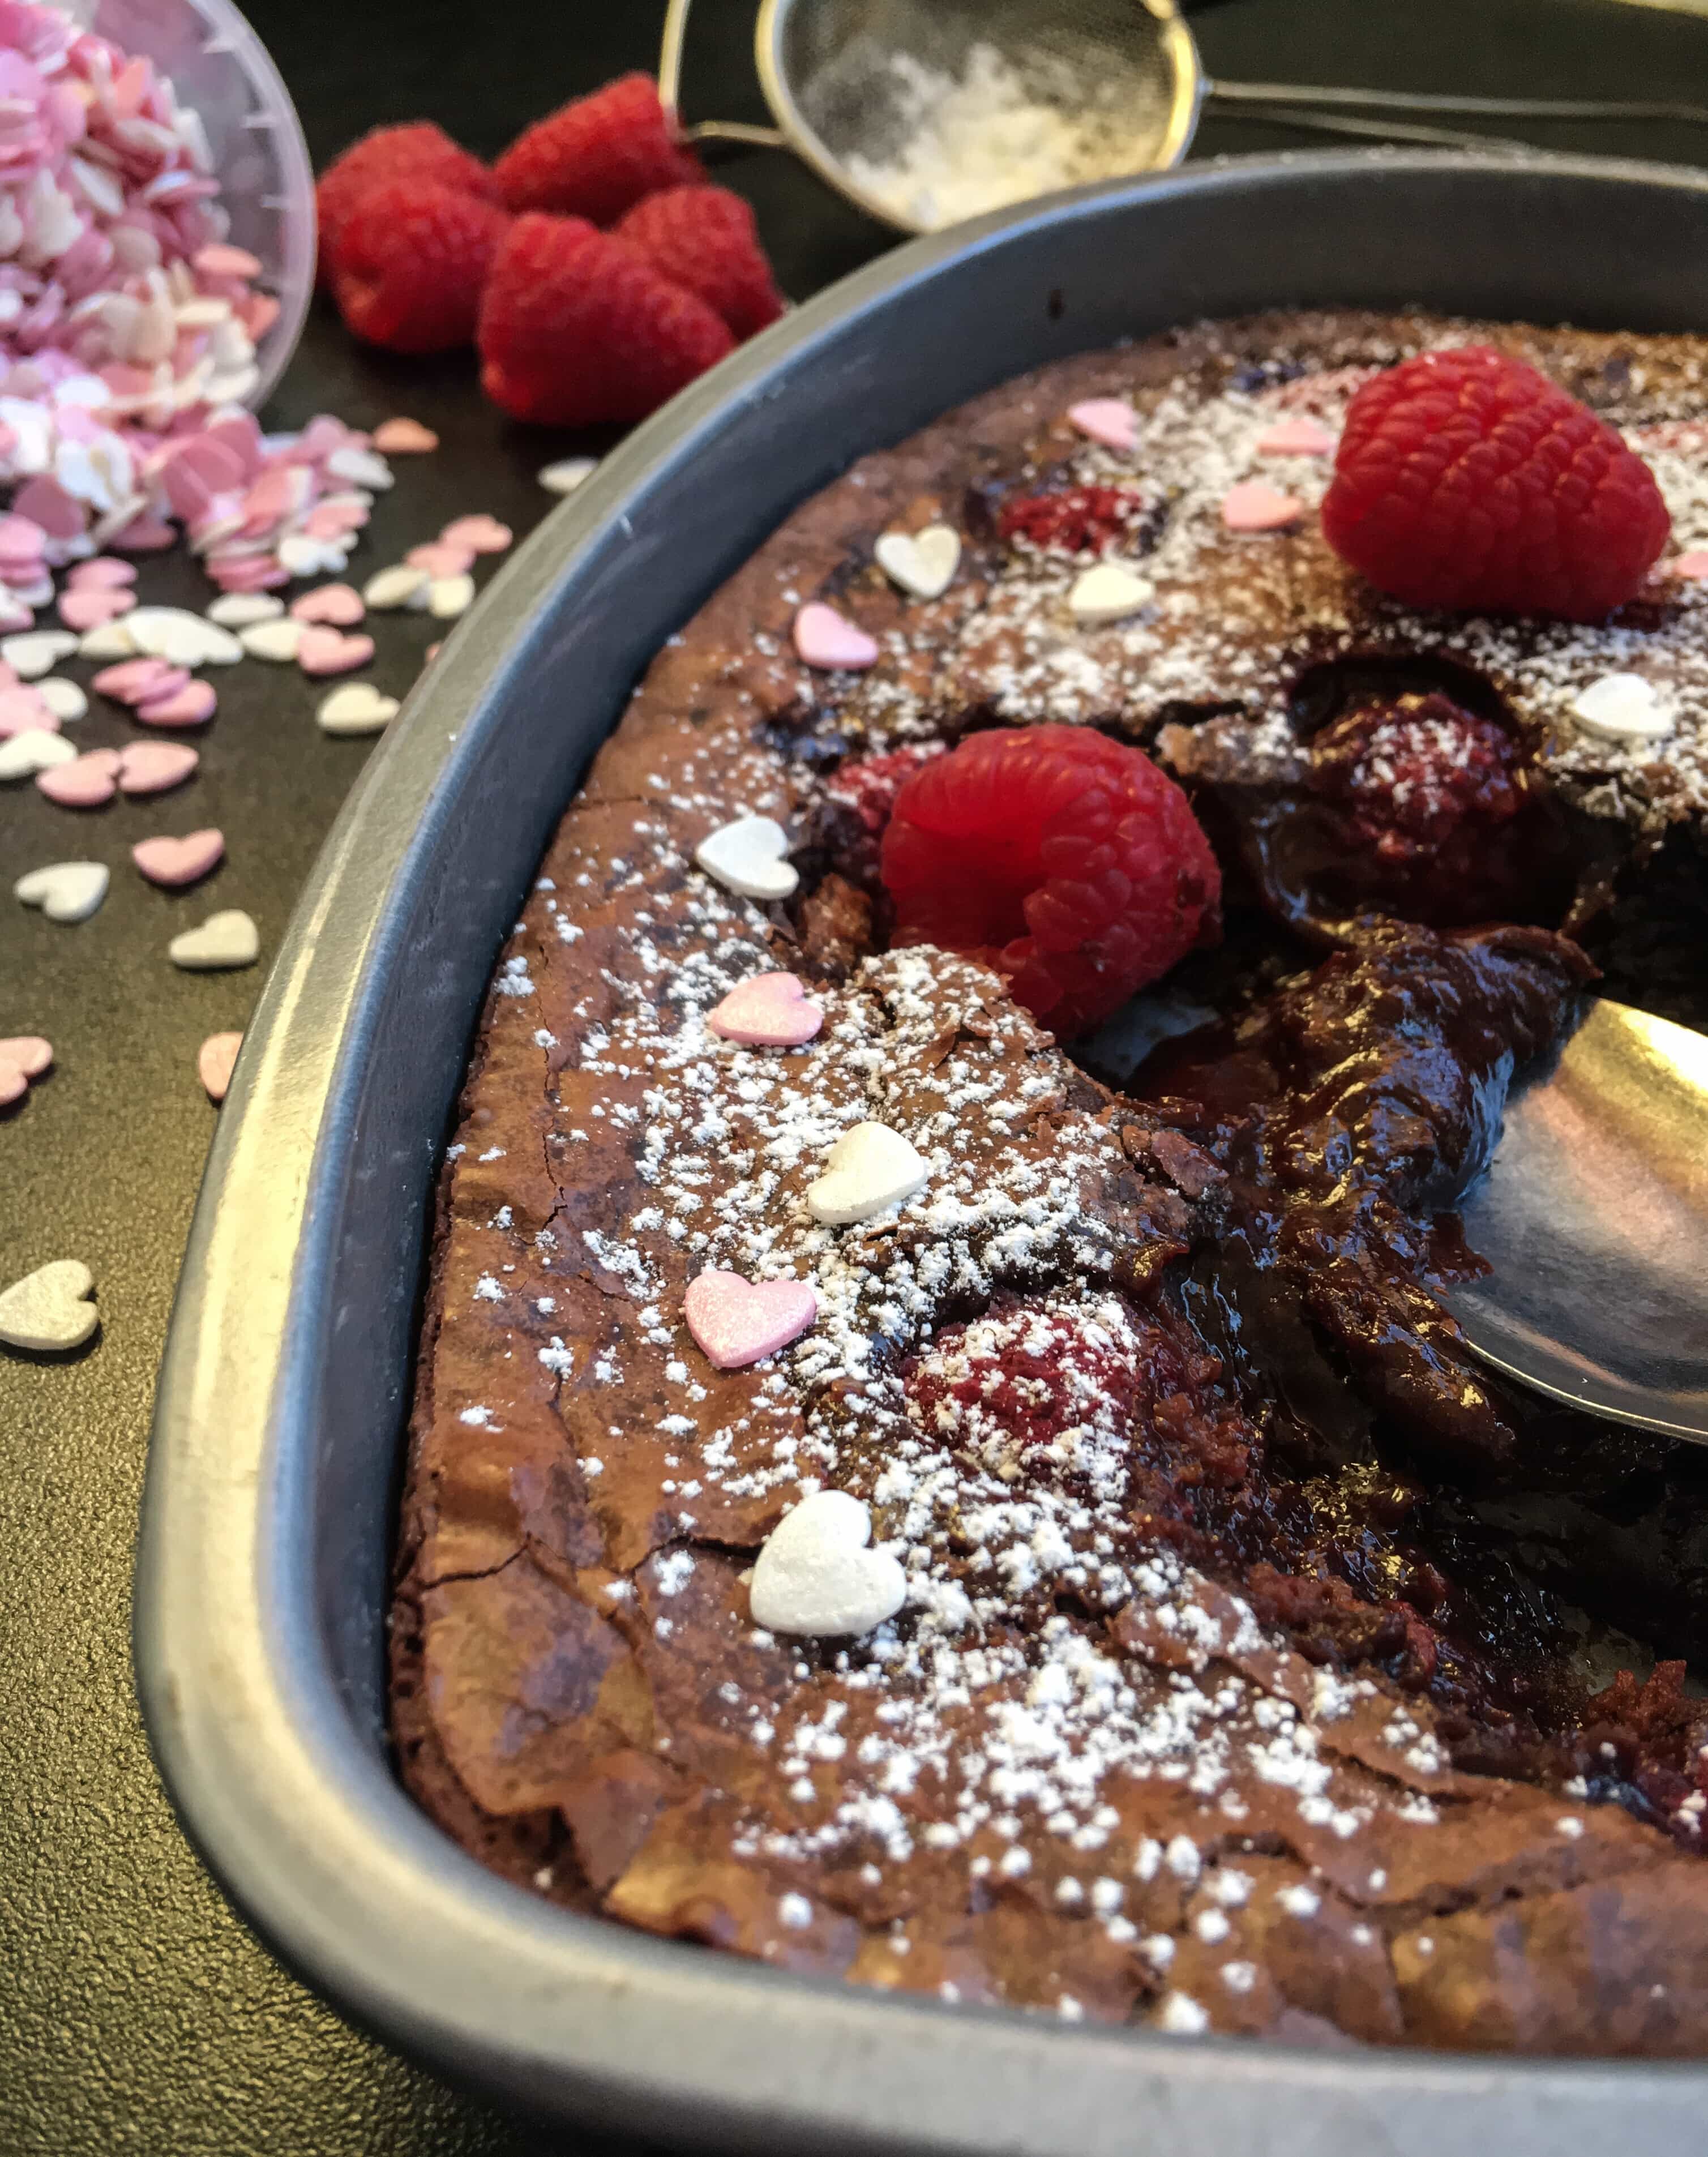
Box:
[1445,998,1708,1443]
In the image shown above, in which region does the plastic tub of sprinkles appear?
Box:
[0,0,314,557]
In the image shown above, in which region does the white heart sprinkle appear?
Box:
[207,591,284,627]
[2,629,78,678]
[238,617,303,663]
[168,907,259,970]
[0,1258,97,1352]
[78,619,137,660]
[694,814,798,901]
[126,606,226,666]
[0,727,75,778]
[317,683,399,736]
[1568,671,1674,742]
[325,444,393,490]
[749,1490,906,1638]
[37,677,87,721]
[874,524,961,601]
[538,456,597,495]
[1069,562,1154,624]
[427,571,476,619]
[278,531,349,578]
[189,620,243,665]
[806,1120,929,1226]
[15,859,109,922]
[362,564,430,611]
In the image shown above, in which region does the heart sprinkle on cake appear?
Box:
[748,1490,907,1638]
[806,1120,929,1226]
[684,1269,819,1369]
[874,525,961,601]
[694,815,798,901]
[793,602,879,671]
[706,972,823,1047]
[1067,397,1137,452]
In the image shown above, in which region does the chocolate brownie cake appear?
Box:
[391,310,1708,2055]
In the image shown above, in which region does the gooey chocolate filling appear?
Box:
[813,663,1708,1852]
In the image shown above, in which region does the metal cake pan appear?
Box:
[137,151,1708,2150]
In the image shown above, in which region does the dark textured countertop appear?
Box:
[4,2,1707,2150]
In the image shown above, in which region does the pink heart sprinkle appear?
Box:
[134,678,218,729]
[1068,398,1137,452]
[707,971,824,1047]
[194,242,262,280]
[405,541,474,577]
[1668,549,1708,581]
[297,626,374,677]
[0,1034,52,1077]
[110,512,178,553]
[439,513,512,555]
[1221,480,1304,533]
[58,584,136,631]
[373,417,439,453]
[12,474,84,542]
[0,686,52,738]
[290,582,365,627]
[683,1269,819,1371]
[93,657,180,705]
[0,1063,25,1109]
[38,748,121,806]
[67,555,139,590]
[198,1029,243,1103]
[118,741,199,795]
[1255,416,1337,457]
[303,500,368,541]
[0,511,48,566]
[133,827,224,887]
[793,602,879,671]
[208,555,289,592]
[239,467,298,536]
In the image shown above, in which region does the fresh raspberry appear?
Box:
[880,724,1221,1036]
[614,185,782,339]
[493,74,704,224]
[329,181,510,355]
[477,212,733,427]
[1321,345,1671,622]
[998,483,1150,557]
[1300,691,1563,927]
[315,123,496,284]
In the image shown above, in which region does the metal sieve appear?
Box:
[660,0,1708,234]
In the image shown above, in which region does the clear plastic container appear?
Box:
[64,0,316,405]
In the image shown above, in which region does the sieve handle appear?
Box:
[1207,79,1708,129]
[658,0,789,150]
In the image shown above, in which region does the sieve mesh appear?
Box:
[785,0,1188,231]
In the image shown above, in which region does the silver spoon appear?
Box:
[1445,999,1708,1444]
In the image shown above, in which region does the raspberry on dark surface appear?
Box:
[477,212,733,426]
[614,184,782,339]
[315,122,495,284]
[493,73,704,224]
[997,483,1152,557]
[880,724,1221,1036]
[1321,345,1671,622]
[329,180,510,354]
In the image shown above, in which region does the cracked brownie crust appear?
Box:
[391,310,1708,2055]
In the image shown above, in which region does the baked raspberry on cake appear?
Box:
[392,310,1708,2057]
